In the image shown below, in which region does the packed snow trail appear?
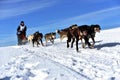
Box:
[20,41,120,80]
[0,46,89,80]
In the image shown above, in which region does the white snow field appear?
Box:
[0,27,120,80]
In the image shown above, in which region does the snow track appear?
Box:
[21,46,90,80]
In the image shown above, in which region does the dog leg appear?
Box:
[81,39,85,48]
[32,39,34,47]
[59,35,62,42]
[71,38,75,48]
[37,42,40,47]
[76,39,79,52]
[40,39,44,46]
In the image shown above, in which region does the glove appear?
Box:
[17,31,21,35]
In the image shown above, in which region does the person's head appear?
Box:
[20,21,24,26]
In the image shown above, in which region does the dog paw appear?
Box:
[88,43,94,49]
[82,43,85,48]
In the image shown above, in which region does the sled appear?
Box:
[19,33,28,45]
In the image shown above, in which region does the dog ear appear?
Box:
[56,30,59,33]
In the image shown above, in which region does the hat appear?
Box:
[21,21,24,23]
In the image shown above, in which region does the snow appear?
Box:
[0,27,120,80]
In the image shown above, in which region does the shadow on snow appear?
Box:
[95,42,120,50]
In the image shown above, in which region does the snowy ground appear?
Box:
[0,28,120,80]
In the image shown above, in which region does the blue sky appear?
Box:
[0,0,120,46]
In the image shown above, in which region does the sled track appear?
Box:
[21,46,91,80]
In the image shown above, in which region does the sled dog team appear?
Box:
[17,21,101,52]
[27,31,56,47]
